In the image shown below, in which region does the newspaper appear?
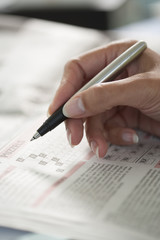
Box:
[0,16,160,240]
[0,119,160,240]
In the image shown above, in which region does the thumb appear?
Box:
[62,73,156,118]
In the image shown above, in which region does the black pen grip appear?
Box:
[37,105,68,136]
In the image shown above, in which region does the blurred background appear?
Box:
[0,0,160,30]
[0,1,160,239]
[0,0,160,145]
[0,0,160,144]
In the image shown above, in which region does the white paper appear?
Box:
[0,122,160,240]
[1,16,160,240]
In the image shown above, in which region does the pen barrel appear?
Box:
[37,106,68,136]
[36,41,147,139]
[77,41,147,93]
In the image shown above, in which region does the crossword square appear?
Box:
[51,157,60,162]
[56,169,64,172]
[39,160,47,165]
[114,148,119,152]
[148,152,154,155]
[139,158,147,163]
[155,145,160,149]
[16,158,24,162]
[105,155,112,160]
[55,162,63,166]
[29,154,37,159]
[138,143,144,148]
[130,151,137,154]
[39,153,47,158]
[122,157,129,161]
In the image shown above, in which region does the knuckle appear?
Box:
[63,58,81,79]
[64,58,77,70]
[64,58,82,75]
[63,58,86,91]
[83,84,106,114]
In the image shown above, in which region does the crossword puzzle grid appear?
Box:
[105,141,160,166]
[13,126,88,174]
[2,127,160,171]
[16,152,65,173]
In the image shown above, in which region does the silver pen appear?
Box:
[31,40,147,141]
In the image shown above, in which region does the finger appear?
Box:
[48,40,138,115]
[85,115,109,158]
[105,104,160,138]
[138,113,160,137]
[85,112,138,158]
[63,72,160,119]
[104,106,160,141]
[107,127,139,145]
[65,119,84,147]
[103,107,139,145]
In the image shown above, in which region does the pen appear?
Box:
[31,40,147,141]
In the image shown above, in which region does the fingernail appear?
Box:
[47,110,51,117]
[133,134,139,143]
[96,147,100,159]
[47,104,53,117]
[90,141,100,159]
[122,132,139,144]
[67,128,74,148]
[63,97,85,117]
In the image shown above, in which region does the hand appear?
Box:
[48,40,160,158]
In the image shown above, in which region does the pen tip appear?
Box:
[30,137,35,141]
[30,132,41,142]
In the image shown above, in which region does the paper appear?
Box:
[0,120,160,240]
[1,16,160,240]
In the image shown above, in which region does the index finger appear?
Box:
[48,40,137,115]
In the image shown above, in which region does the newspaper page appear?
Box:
[0,16,159,240]
[0,117,160,240]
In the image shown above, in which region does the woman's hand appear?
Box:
[48,40,160,158]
